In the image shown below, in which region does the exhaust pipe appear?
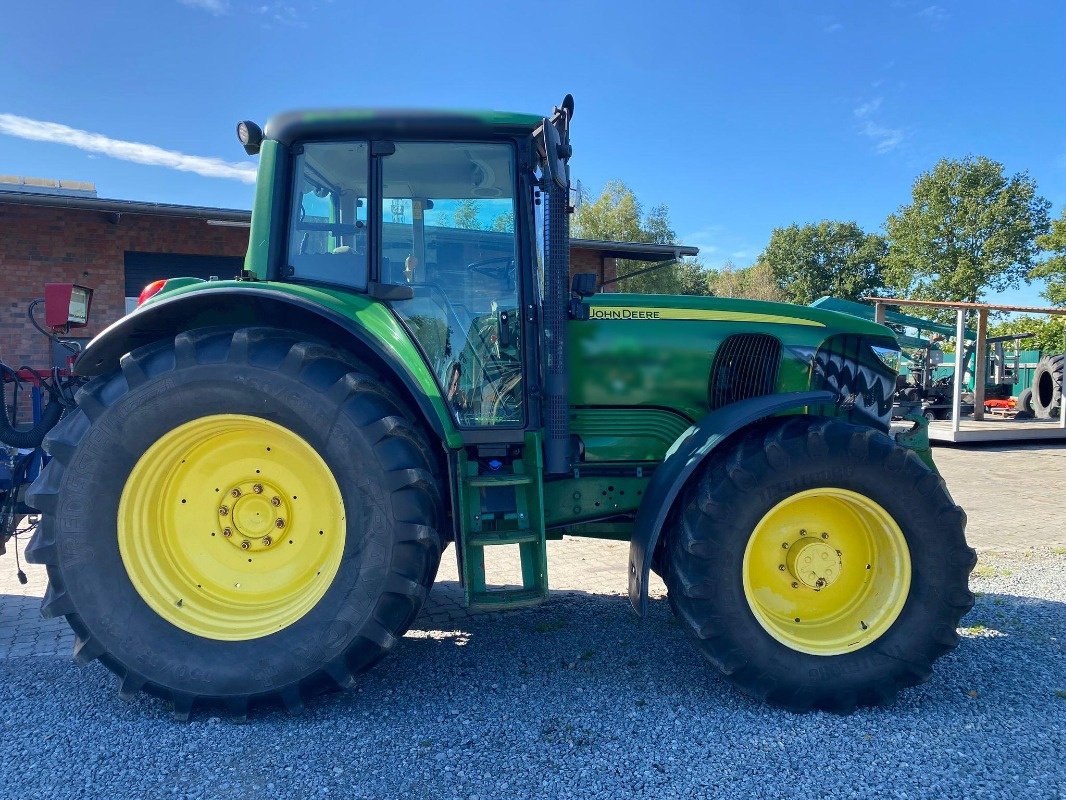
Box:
[540,96,574,475]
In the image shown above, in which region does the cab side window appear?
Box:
[287,141,369,289]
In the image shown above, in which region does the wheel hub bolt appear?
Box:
[252,483,264,494]
[262,536,272,547]
[778,564,786,571]
[231,488,242,498]
[781,542,789,550]
[222,528,232,538]
[271,496,281,507]
[799,529,807,536]
[240,540,251,550]
[219,506,229,516]
[791,581,799,588]
[821,532,829,540]
[275,518,285,529]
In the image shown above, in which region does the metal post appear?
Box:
[874,302,886,324]
[952,309,966,433]
[973,308,988,421]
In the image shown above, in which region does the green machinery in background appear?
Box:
[24,97,974,719]
[812,296,1046,419]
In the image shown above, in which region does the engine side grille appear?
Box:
[709,334,782,410]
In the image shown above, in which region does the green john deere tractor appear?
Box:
[27,96,975,718]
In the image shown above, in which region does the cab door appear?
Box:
[377,141,527,431]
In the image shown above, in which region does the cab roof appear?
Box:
[264,108,544,145]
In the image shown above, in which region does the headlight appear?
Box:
[870,345,901,373]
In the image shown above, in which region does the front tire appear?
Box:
[665,416,974,713]
[26,327,444,719]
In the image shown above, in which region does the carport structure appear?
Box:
[870,297,1066,443]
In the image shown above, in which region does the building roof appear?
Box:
[0,175,97,198]
[0,189,251,223]
[569,238,699,261]
[0,191,699,260]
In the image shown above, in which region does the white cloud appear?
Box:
[918,4,949,24]
[854,97,882,118]
[853,98,904,153]
[0,114,257,184]
[859,120,904,153]
[824,22,844,34]
[682,225,725,257]
[257,1,304,26]
[178,0,230,14]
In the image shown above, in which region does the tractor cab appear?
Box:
[238,107,574,444]
[286,139,526,427]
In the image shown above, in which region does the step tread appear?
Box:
[468,588,547,608]
[466,529,540,547]
[465,474,535,487]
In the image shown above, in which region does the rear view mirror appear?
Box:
[44,283,93,331]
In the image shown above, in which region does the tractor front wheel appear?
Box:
[665,416,974,713]
[26,327,444,719]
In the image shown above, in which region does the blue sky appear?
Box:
[2,1,1064,305]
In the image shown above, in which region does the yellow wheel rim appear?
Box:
[118,414,346,641]
[742,488,910,656]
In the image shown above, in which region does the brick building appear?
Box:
[0,180,696,373]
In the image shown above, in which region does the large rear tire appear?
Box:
[1031,355,1063,419]
[665,416,974,713]
[26,327,444,719]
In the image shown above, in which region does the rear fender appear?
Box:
[627,390,837,615]
[74,286,459,447]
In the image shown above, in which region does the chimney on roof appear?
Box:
[0,176,97,198]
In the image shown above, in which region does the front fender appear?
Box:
[627,390,837,615]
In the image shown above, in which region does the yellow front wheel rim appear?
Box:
[742,488,911,656]
[118,414,346,641]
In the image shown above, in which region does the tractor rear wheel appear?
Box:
[26,327,444,719]
[665,416,974,713]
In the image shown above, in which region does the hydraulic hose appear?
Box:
[0,381,63,449]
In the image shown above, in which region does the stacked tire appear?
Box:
[1031,354,1063,419]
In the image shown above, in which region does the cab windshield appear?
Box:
[382,142,522,427]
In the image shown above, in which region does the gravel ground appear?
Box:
[1,549,1063,800]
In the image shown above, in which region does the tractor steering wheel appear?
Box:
[466,256,515,283]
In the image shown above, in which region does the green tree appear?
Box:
[1031,205,1066,305]
[987,315,1066,355]
[491,210,515,233]
[451,199,482,230]
[884,156,1051,304]
[759,221,886,304]
[708,261,788,302]
[573,180,710,294]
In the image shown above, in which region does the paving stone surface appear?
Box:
[2,442,1063,660]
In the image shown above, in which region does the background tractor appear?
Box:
[22,96,975,718]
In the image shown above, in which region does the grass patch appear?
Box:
[973,564,1012,578]
[1052,546,1066,556]
[1054,690,1066,700]
[960,624,987,635]
[534,618,567,633]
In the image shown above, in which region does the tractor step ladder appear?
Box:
[458,436,548,610]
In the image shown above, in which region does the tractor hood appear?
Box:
[583,294,895,338]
